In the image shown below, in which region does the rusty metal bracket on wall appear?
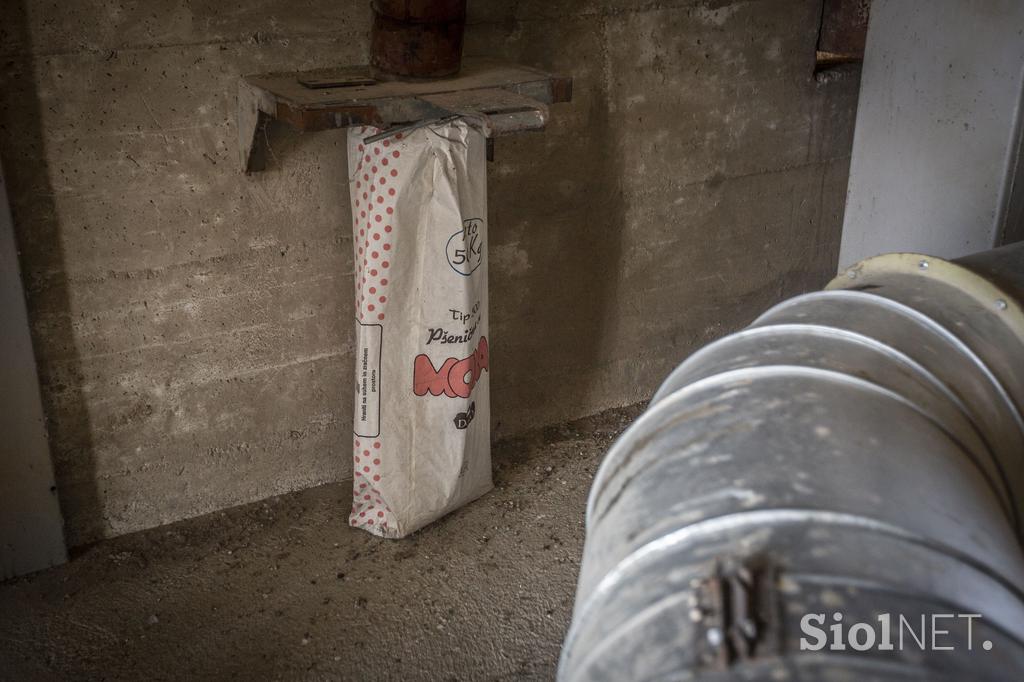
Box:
[237,58,572,172]
[816,0,870,69]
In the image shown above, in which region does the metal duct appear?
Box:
[559,243,1024,681]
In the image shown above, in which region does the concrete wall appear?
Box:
[0,0,859,547]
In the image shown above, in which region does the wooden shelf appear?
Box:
[238,58,572,172]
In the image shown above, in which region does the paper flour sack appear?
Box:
[347,120,493,538]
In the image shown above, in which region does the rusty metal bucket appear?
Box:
[370,0,467,79]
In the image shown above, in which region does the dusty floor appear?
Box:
[0,405,643,681]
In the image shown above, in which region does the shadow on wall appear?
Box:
[0,1,101,550]
[483,40,627,437]
[510,88,627,431]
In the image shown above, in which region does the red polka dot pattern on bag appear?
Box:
[351,126,398,326]
[350,435,394,532]
[348,125,406,537]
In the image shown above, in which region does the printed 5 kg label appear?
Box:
[446,218,484,276]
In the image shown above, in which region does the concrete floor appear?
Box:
[0,405,642,681]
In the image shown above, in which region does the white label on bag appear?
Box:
[354,322,382,438]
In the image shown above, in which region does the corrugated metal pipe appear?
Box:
[560,243,1024,681]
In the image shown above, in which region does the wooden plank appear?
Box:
[238,58,572,171]
[245,58,569,107]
